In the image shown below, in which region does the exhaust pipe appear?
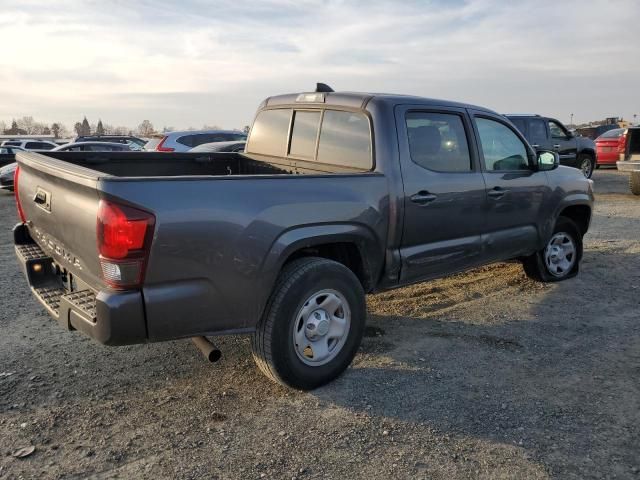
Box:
[191,336,222,363]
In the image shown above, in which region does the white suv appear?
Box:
[144,130,247,152]
[1,139,58,151]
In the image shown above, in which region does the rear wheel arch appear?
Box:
[282,240,373,292]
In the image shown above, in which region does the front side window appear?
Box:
[247,109,292,157]
[289,110,321,159]
[406,112,472,172]
[476,117,530,171]
[549,120,568,139]
[316,110,371,169]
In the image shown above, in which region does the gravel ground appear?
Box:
[0,169,639,479]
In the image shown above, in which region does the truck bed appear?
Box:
[14,150,386,342]
[30,151,367,178]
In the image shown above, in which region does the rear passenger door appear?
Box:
[395,106,487,283]
[470,112,550,260]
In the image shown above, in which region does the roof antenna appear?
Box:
[315,83,334,93]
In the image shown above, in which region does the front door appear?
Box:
[548,119,578,167]
[471,112,551,260]
[396,106,487,283]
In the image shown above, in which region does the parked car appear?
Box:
[595,128,625,167]
[615,127,640,195]
[145,130,247,152]
[505,114,597,178]
[189,141,246,153]
[53,142,131,152]
[12,87,593,390]
[1,139,58,151]
[576,124,619,140]
[74,135,147,150]
[0,145,25,154]
[0,162,16,190]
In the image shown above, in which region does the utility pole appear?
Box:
[570,113,574,127]
[634,114,637,126]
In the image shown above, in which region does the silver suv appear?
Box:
[144,130,247,152]
[1,139,58,151]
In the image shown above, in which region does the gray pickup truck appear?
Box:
[13,87,594,389]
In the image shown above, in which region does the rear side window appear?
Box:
[406,112,472,172]
[25,142,54,150]
[529,119,548,144]
[509,118,527,135]
[4,141,20,147]
[289,111,321,159]
[316,110,371,169]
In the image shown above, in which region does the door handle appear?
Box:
[410,191,437,205]
[488,187,508,199]
[531,144,540,149]
[553,144,561,149]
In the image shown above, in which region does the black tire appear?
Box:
[522,216,582,282]
[577,154,595,179]
[630,171,640,196]
[251,257,366,390]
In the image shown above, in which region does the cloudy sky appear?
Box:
[0,0,638,131]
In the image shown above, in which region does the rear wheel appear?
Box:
[630,171,640,196]
[251,257,366,390]
[523,217,582,282]
[578,154,595,178]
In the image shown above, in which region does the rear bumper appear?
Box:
[617,161,640,172]
[13,223,147,345]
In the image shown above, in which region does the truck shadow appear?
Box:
[313,245,640,477]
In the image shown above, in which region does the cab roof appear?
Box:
[263,91,497,115]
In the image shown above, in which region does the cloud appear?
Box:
[0,0,638,129]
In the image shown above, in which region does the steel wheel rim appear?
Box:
[544,232,576,277]
[292,289,351,366]
[581,158,592,177]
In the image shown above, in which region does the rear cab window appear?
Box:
[247,108,373,171]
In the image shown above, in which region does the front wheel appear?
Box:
[251,257,366,390]
[523,217,582,282]
[578,154,595,179]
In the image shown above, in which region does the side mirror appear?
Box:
[537,150,559,171]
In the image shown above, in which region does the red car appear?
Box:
[595,128,626,167]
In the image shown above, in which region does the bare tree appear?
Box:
[6,120,26,135]
[243,125,250,134]
[137,120,154,137]
[51,123,61,138]
[17,116,36,134]
[74,122,83,136]
[0,120,6,133]
[96,120,105,136]
[81,117,91,136]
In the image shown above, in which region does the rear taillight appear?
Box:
[97,200,155,289]
[155,136,174,152]
[14,166,26,223]
[618,131,628,154]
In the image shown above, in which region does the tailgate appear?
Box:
[15,152,105,290]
